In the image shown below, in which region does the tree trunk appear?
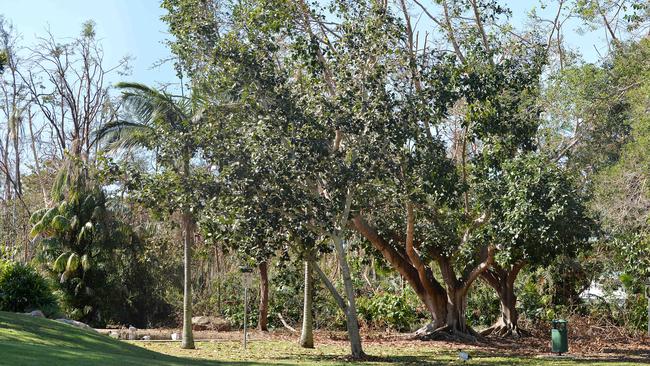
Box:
[445,287,469,333]
[27,110,48,205]
[497,284,520,333]
[300,260,314,348]
[352,201,493,342]
[414,285,474,341]
[416,246,493,341]
[480,263,527,338]
[181,210,195,349]
[258,261,269,331]
[481,281,523,337]
[332,235,364,359]
[351,215,448,329]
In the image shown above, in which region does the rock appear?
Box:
[55,318,97,332]
[191,315,231,331]
[171,332,180,340]
[108,331,119,339]
[142,335,151,341]
[26,310,45,318]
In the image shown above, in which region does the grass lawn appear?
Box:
[0,311,221,366]
[0,311,646,365]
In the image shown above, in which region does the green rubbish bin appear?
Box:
[551,319,568,355]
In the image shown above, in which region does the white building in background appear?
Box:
[580,280,627,304]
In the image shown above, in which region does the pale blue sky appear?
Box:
[2,0,178,88]
[1,0,608,90]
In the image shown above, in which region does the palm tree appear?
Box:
[98,82,204,349]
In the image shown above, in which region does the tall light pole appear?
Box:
[240,266,253,349]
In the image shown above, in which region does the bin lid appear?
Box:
[552,319,567,324]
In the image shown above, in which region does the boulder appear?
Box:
[55,318,97,332]
[191,315,231,331]
[26,310,45,318]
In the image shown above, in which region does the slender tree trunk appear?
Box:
[27,111,48,204]
[181,210,195,349]
[180,150,195,349]
[300,260,314,348]
[258,261,269,331]
[12,119,21,198]
[2,129,10,258]
[332,235,364,359]
[13,120,23,261]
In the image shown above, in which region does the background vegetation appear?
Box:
[0,0,648,359]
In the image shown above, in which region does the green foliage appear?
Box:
[517,274,546,323]
[31,159,173,327]
[620,294,648,331]
[587,39,650,309]
[477,153,593,267]
[357,291,420,332]
[515,259,591,324]
[0,261,58,316]
[466,280,500,327]
[194,257,342,331]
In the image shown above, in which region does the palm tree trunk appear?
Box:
[181,209,195,349]
[180,151,195,349]
[300,260,314,348]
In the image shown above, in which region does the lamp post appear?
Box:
[240,266,253,349]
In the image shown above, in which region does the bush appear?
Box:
[357,291,419,331]
[466,280,500,327]
[0,261,58,316]
[517,274,545,323]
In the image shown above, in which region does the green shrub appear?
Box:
[357,291,417,331]
[0,261,58,316]
[517,275,545,323]
[466,280,500,327]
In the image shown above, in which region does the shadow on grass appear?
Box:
[262,351,468,365]
[282,349,650,366]
[0,312,276,366]
[571,348,650,365]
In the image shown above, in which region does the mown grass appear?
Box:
[0,311,646,365]
[0,311,231,366]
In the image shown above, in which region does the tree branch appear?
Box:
[313,260,347,312]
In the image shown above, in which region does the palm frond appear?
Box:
[116,82,187,129]
[51,164,71,201]
[99,120,157,152]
